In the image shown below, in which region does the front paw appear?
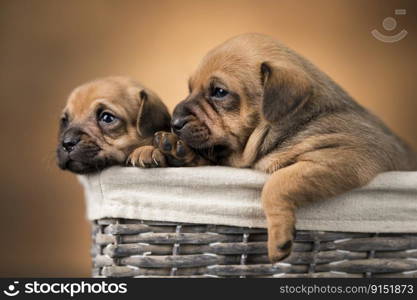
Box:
[128,145,167,168]
[153,131,196,166]
[267,222,296,263]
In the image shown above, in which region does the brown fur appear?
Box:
[57,76,170,174]
[166,33,417,262]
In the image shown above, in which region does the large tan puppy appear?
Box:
[57,76,170,174]
[148,33,417,262]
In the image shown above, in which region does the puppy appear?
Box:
[152,33,417,262]
[57,76,171,174]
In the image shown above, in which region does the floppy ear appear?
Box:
[260,62,312,123]
[137,90,171,137]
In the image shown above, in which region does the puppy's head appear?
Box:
[172,33,314,161]
[57,77,170,174]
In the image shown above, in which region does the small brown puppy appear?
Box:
[153,33,417,262]
[57,76,170,174]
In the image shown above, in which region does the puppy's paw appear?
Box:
[128,145,167,168]
[153,131,197,166]
[267,222,296,263]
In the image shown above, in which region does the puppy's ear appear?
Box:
[260,62,312,123]
[137,90,171,137]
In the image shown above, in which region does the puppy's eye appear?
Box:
[60,115,69,128]
[99,112,117,124]
[211,87,228,99]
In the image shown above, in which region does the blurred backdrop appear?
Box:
[0,0,416,277]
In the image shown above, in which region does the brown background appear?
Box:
[0,0,416,277]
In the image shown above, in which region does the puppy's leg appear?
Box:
[128,145,167,168]
[263,150,380,262]
[154,131,210,167]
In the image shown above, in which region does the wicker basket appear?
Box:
[91,218,417,278]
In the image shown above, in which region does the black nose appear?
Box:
[62,136,80,153]
[171,117,188,132]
